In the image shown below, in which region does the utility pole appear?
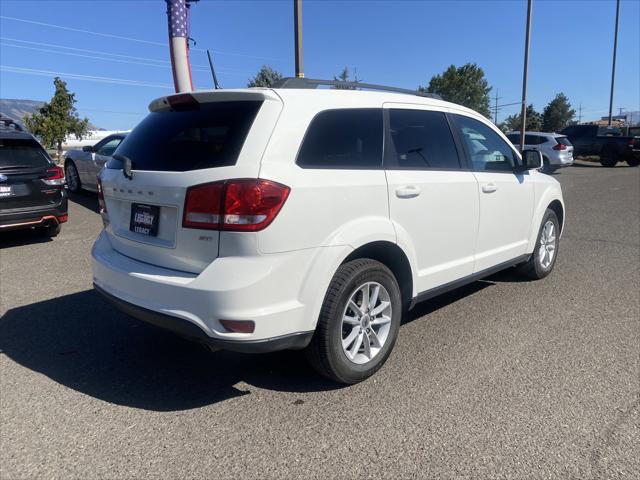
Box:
[519,0,533,152]
[493,89,502,125]
[608,0,620,126]
[578,103,582,123]
[294,0,304,78]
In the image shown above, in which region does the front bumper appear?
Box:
[91,231,317,352]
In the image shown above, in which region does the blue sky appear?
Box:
[1,0,638,130]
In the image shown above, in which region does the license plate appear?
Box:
[130,203,159,237]
[0,185,12,198]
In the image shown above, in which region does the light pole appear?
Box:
[608,0,620,126]
[519,0,533,152]
[294,0,304,78]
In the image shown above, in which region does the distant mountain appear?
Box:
[0,98,100,130]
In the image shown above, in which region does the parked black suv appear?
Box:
[0,118,68,237]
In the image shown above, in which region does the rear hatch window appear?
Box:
[0,138,51,170]
[109,101,263,172]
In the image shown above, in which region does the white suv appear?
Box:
[506,131,574,172]
[92,79,564,384]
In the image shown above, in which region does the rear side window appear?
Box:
[507,134,543,145]
[0,138,51,169]
[296,109,383,169]
[555,136,572,146]
[110,101,262,172]
[386,109,461,170]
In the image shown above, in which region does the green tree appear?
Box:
[23,77,89,158]
[501,104,543,132]
[420,63,492,117]
[542,93,575,132]
[247,65,283,88]
[332,66,361,89]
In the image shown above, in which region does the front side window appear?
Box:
[296,109,383,169]
[386,109,461,170]
[454,115,516,172]
[96,138,122,156]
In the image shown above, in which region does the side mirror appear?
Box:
[521,149,542,170]
[82,145,94,152]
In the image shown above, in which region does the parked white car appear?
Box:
[64,133,127,193]
[506,131,574,172]
[92,80,565,384]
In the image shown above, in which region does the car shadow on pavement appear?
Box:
[68,190,99,214]
[0,276,522,411]
[0,228,53,248]
[0,289,343,412]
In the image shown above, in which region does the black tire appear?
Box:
[518,209,559,280]
[626,157,640,167]
[65,160,81,193]
[599,149,618,168]
[305,259,402,384]
[39,222,61,238]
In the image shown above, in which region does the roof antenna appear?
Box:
[207,49,221,89]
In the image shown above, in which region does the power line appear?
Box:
[0,37,253,74]
[0,15,284,61]
[1,65,173,89]
[0,42,211,72]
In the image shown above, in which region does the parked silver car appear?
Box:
[64,134,126,192]
[507,132,574,172]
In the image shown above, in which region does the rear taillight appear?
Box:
[553,143,567,151]
[43,166,65,185]
[183,182,224,230]
[182,179,290,232]
[97,176,107,214]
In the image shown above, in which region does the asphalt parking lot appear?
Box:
[1,162,638,479]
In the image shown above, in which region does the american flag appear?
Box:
[168,0,188,38]
[166,0,193,92]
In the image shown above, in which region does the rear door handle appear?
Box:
[482,183,497,193]
[396,186,421,198]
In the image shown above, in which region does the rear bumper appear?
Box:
[91,231,319,352]
[0,198,68,230]
[94,283,313,353]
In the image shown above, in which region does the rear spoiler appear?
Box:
[148,89,280,112]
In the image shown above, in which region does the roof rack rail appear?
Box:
[0,116,24,132]
[271,77,442,100]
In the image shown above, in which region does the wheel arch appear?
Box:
[342,241,413,311]
[547,199,564,234]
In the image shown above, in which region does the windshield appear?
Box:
[109,101,263,172]
[555,136,572,146]
[0,138,52,169]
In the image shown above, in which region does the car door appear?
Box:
[384,105,479,293]
[451,114,535,272]
[90,136,123,185]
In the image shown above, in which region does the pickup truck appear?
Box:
[560,124,640,167]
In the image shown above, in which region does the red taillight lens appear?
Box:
[182,179,290,232]
[97,176,107,214]
[43,166,65,185]
[553,143,567,151]
[223,179,290,231]
[183,182,224,230]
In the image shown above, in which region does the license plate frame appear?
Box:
[129,203,159,237]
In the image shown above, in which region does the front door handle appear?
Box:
[396,186,421,198]
[482,183,497,193]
